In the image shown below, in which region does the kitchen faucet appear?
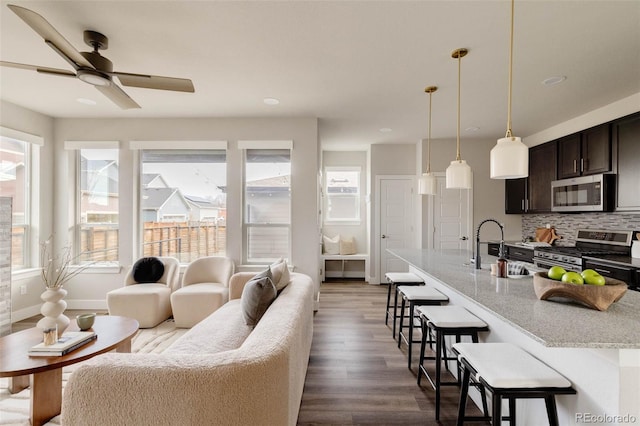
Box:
[475,218,505,270]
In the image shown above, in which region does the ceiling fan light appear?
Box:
[77,69,111,87]
[418,172,437,195]
[446,160,472,189]
[490,136,529,179]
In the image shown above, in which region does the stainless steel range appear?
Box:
[533,229,633,272]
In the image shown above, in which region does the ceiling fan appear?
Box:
[0,4,195,109]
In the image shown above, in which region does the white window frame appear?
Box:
[323,166,362,225]
[240,141,293,264]
[2,127,42,272]
[67,143,121,266]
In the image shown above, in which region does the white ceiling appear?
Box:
[1,1,639,149]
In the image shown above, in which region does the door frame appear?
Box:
[426,172,473,251]
[374,175,417,285]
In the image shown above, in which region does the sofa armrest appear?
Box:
[228,272,258,300]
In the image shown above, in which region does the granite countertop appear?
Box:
[388,248,640,349]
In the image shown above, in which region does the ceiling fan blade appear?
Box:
[1,60,76,77]
[95,84,141,110]
[113,72,195,93]
[8,4,93,70]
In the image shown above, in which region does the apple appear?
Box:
[580,269,600,280]
[561,271,584,285]
[585,274,606,286]
[547,266,567,281]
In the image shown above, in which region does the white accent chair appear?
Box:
[170,256,235,328]
[107,257,180,328]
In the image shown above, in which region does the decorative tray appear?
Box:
[533,272,627,311]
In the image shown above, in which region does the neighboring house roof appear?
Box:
[142,173,169,188]
[142,187,190,211]
[184,194,217,208]
[246,175,291,193]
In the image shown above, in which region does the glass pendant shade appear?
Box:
[418,172,437,195]
[490,136,529,179]
[445,159,472,189]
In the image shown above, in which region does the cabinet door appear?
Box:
[582,124,611,175]
[615,113,640,210]
[528,141,557,212]
[557,134,581,179]
[505,178,527,214]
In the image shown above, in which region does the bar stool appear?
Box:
[384,272,424,338]
[396,285,448,369]
[452,342,576,426]
[417,305,489,422]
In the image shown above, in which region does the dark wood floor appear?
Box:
[297,281,488,425]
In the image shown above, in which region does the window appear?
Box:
[141,150,227,262]
[324,167,361,223]
[77,148,119,263]
[0,136,30,269]
[244,149,291,263]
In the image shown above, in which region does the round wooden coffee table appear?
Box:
[0,315,139,426]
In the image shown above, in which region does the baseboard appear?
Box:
[11,300,108,323]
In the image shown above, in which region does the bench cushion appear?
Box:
[385,272,424,284]
[453,342,573,389]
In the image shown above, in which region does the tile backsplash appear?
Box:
[522,213,640,246]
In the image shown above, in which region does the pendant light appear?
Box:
[418,86,438,195]
[490,0,529,179]
[446,48,472,189]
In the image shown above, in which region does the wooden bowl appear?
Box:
[533,272,627,311]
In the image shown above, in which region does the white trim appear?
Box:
[237,140,293,150]
[129,140,228,150]
[0,126,44,146]
[64,141,120,150]
[11,305,42,323]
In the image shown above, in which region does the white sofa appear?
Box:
[62,271,314,426]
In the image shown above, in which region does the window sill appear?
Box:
[11,268,41,279]
[76,265,123,274]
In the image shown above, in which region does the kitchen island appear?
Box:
[389,248,640,425]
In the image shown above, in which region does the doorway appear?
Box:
[426,173,473,251]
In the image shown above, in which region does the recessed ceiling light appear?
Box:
[542,76,567,86]
[465,126,480,132]
[379,128,393,133]
[76,98,97,105]
[263,97,280,105]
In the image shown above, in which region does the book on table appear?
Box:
[28,331,97,356]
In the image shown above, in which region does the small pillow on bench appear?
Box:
[339,236,357,255]
[132,257,165,283]
[241,268,277,327]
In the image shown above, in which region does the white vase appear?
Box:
[37,287,70,336]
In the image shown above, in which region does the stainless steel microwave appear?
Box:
[551,174,615,212]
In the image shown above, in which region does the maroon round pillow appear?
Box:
[132,257,165,283]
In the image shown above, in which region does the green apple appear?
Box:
[548,266,567,281]
[580,269,600,280]
[561,271,584,285]
[585,274,606,286]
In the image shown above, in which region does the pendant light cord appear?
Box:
[456,52,461,161]
[506,0,514,139]
[427,90,433,173]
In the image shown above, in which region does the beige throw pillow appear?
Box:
[323,234,340,255]
[270,258,291,291]
[339,236,357,255]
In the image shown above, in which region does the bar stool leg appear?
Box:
[435,329,443,421]
[393,286,400,339]
[397,295,406,346]
[509,397,516,426]
[417,317,428,386]
[491,391,502,426]
[385,281,392,325]
[457,363,471,426]
[545,395,560,426]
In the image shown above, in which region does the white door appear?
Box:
[428,174,472,250]
[379,177,415,279]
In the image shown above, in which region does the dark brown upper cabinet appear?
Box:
[505,140,557,214]
[527,141,557,212]
[614,112,640,210]
[557,123,611,179]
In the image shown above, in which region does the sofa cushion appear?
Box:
[164,299,252,354]
[241,269,277,326]
[132,257,165,283]
[270,258,291,292]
